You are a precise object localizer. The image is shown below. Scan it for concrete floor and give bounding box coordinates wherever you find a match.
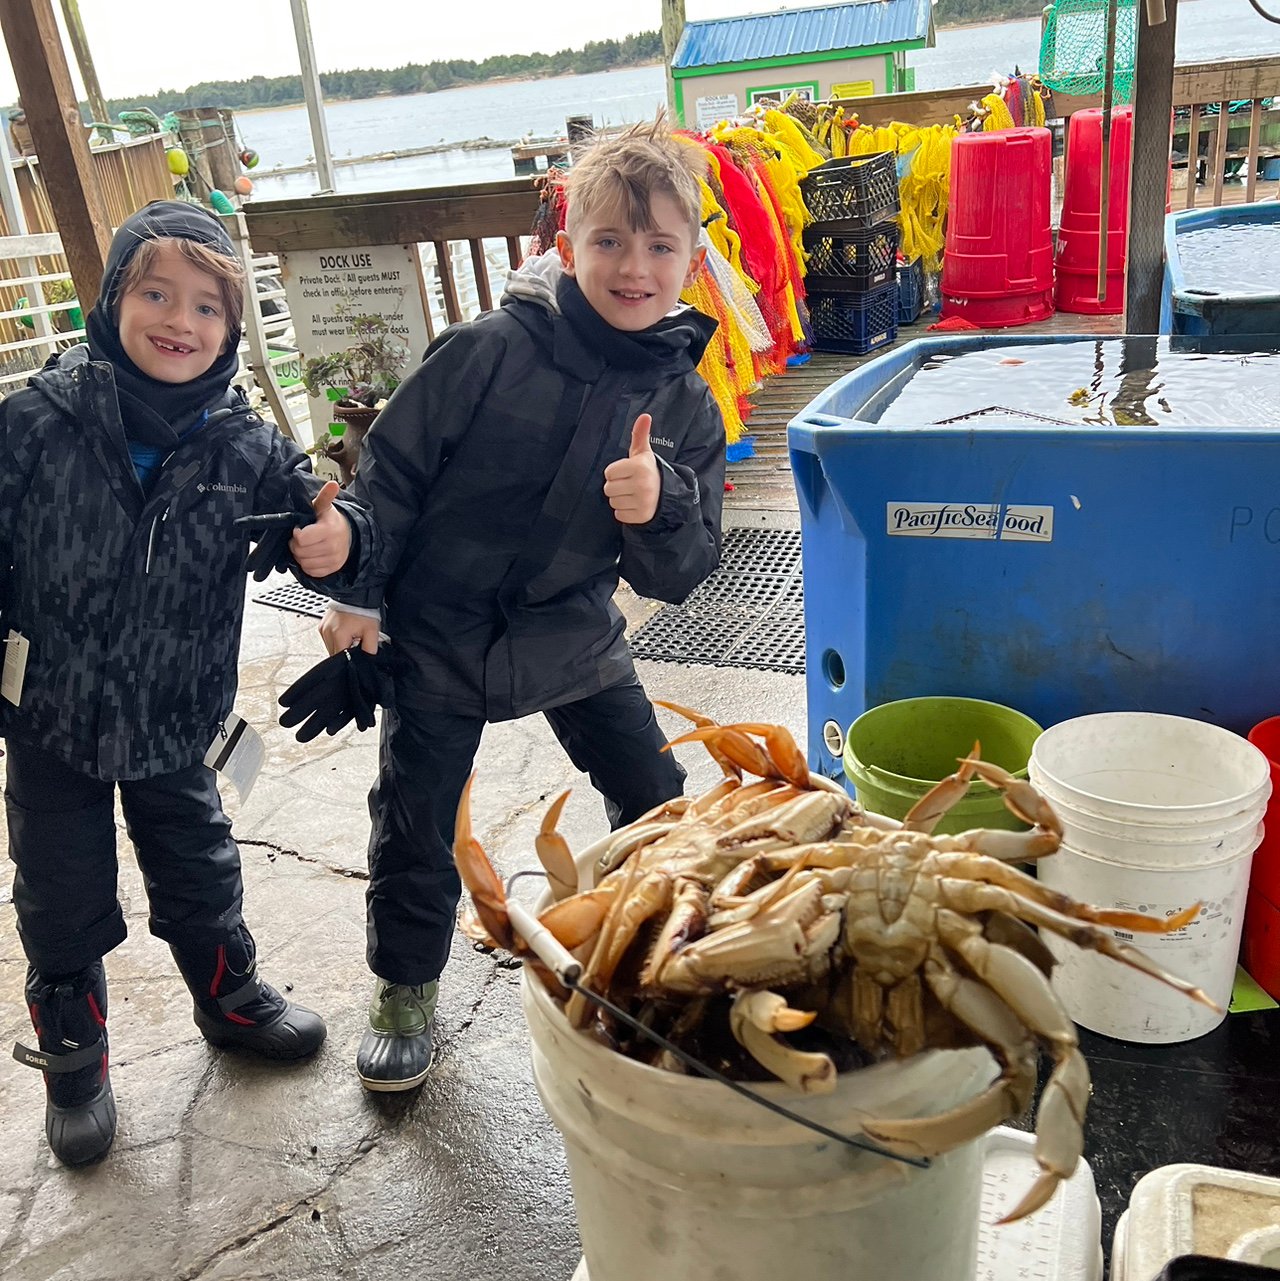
[0,576,806,1281]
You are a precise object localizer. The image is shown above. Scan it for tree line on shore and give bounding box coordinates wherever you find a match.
[91,0,1043,120]
[100,31,664,118]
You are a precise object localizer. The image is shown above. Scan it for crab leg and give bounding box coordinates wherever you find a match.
[862,947,1041,1156]
[901,749,979,833]
[666,725,779,780]
[960,757,1064,843]
[937,878,1218,1009]
[869,915,1092,1222]
[653,699,742,779]
[713,722,813,790]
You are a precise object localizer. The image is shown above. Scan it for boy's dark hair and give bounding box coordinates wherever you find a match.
[115,236,246,351]
[562,115,706,248]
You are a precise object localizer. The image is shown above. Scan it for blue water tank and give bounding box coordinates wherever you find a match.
[789,333,1280,780]
[1161,203,1280,340]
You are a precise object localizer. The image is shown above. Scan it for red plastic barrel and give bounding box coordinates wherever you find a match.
[1055,107,1134,316]
[941,127,1054,328]
[1247,716,1280,903]
[1245,716,1280,999]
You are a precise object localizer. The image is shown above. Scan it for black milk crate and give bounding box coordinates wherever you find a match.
[809,281,899,355]
[897,256,926,324]
[801,152,900,228]
[804,220,900,291]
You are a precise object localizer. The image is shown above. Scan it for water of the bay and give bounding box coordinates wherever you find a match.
[873,339,1280,428]
[239,0,1277,200]
[1177,223,1280,295]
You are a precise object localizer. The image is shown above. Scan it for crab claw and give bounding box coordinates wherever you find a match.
[453,772,515,951]
[721,722,813,790]
[666,725,778,781]
[535,789,578,901]
[654,700,742,779]
[961,757,1063,840]
[730,990,835,1094]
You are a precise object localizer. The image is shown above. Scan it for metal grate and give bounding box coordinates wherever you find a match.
[253,532,810,674]
[253,583,331,619]
[631,528,806,674]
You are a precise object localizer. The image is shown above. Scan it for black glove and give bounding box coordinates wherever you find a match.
[278,647,395,742]
[237,471,319,582]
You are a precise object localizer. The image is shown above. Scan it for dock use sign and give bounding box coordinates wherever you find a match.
[887,501,1055,542]
[280,243,432,444]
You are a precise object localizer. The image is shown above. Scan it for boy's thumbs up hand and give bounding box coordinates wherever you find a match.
[290,479,351,578]
[603,413,661,525]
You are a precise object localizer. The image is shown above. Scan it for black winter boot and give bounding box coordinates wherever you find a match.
[171,926,326,1061]
[13,963,116,1166]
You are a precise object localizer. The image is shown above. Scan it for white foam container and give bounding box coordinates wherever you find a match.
[1110,1163,1280,1281]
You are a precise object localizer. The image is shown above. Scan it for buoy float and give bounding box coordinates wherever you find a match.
[234,175,253,196]
[239,148,259,169]
[209,189,235,214]
[166,147,189,176]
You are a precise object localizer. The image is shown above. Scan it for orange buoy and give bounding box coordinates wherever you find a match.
[234,175,253,196]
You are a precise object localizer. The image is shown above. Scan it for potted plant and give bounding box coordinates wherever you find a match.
[301,312,410,484]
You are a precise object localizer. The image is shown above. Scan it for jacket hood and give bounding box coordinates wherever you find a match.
[502,250,565,312]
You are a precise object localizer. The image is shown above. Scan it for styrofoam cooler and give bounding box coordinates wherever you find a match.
[1029,713,1270,1043]
[1111,1164,1280,1279]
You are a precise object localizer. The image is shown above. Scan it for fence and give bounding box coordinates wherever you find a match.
[834,54,1280,207]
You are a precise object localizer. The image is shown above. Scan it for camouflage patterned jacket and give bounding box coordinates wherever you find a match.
[0,345,379,780]
[331,269,725,722]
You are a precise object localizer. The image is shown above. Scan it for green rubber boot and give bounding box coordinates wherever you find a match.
[355,978,437,1092]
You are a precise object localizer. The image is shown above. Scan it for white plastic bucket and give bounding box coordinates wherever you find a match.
[1029,712,1271,1043]
[523,973,996,1281]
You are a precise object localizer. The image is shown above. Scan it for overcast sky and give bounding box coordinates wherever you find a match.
[0,1,804,103]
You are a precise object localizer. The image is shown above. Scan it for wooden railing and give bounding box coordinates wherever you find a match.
[834,54,1280,207]
[242,179,541,334]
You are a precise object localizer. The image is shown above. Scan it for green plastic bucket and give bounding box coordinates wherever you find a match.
[842,696,1044,833]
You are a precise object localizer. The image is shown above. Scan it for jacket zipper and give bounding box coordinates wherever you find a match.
[144,448,180,576]
[145,505,171,574]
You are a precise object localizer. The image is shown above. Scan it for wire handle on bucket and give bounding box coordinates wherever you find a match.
[504,873,930,1169]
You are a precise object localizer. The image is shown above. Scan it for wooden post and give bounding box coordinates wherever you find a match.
[1124,0,1179,334]
[289,0,336,194]
[662,0,686,124]
[175,106,240,197]
[58,0,112,144]
[0,0,111,311]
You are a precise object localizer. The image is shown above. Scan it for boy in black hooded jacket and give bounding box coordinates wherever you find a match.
[319,120,726,1092]
[0,202,378,1164]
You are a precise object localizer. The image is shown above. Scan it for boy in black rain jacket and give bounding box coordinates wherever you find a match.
[320,120,726,1091]
[0,202,378,1164]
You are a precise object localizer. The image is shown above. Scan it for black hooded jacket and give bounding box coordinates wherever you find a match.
[0,204,379,780]
[332,257,726,721]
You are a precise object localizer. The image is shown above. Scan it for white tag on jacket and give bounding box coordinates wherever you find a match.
[2,630,29,706]
[203,712,265,803]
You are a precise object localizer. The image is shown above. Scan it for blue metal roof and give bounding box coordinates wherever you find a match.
[672,1,934,70]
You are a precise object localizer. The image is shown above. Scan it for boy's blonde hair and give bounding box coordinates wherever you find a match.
[116,236,246,350]
[562,116,705,248]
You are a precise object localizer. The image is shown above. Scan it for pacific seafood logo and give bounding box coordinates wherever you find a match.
[886,501,1054,542]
